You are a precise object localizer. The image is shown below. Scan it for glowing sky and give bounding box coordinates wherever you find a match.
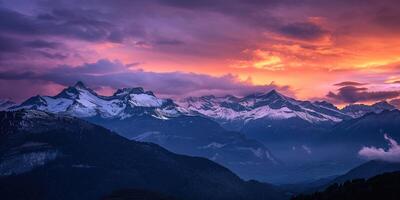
[1,0,400,106]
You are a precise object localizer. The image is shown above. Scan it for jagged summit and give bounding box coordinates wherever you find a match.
[6,81,398,125]
[113,87,156,97]
[372,101,395,109]
[0,109,286,200]
[9,82,182,119]
[264,89,280,96]
[242,89,288,102]
[0,99,16,111]
[74,81,86,88]
[341,101,396,118]
[114,87,145,95]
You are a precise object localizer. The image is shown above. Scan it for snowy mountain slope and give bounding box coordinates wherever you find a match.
[0,110,287,200]
[179,90,398,130]
[9,82,395,126]
[179,90,350,129]
[8,82,283,182]
[0,99,15,111]
[341,101,396,118]
[9,81,183,119]
[88,114,282,182]
[5,82,398,184]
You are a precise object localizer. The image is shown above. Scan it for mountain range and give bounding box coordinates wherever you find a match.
[0,99,15,111]
[292,160,400,200]
[2,81,399,183]
[5,82,281,182]
[5,81,395,124]
[293,171,400,200]
[0,109,287,200]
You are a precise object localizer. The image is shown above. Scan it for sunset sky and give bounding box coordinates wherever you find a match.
[1,0,400,106]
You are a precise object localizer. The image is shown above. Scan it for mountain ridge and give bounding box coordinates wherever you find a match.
[0,109,288,200]
[7,81,397,125]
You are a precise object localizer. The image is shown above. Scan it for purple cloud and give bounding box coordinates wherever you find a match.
[359,134,400,162]
[0,59,292,101]
[327,86,400,103]
[334,81,368,87]
[278,22,329,40]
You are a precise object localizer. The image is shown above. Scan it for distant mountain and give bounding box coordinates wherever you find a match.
[10,81,183,119]
[341,101,396,118]
[0,110,287,200]
[292,171,400,200]
[331,110,400,145]
[290,160,400,195]
[89,114,281,182]
[103,189,178,200]
[179,91,356,158]
[7,82,282,182]
[6,82,399,184]
[179,92,398,142]
[0,99,15,111]
[329,160,400,185]
[179,90,350,130]
[282,160,400,195]
[8,82,397,128]
[180,92,397,133]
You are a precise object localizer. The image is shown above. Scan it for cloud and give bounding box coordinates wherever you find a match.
[0,7,126,43]
[0,59,292,100]
[278,22,329,40]
[1,0,400,102]
[359,134,400,162]
[0,34,21,53]
[334,81,367,87]
[373,7,400,32]
[0,34,65,61]
[0,34,59,51]
[23,40,60,49]
[327,86,400,103]
[38,51,68,60]
[154,39,184,46]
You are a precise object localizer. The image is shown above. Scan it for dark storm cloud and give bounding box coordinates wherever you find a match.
[0,35,60,52]
[0,35,22,53]
[373,7,400,31]
[157,0,299,12]
[0,59,291,98]
[278,22,329,40]
[334,81,368,87]
[38,51,68,60]
[0,71,36,80]
[0,8,38,34]
[0,34,65,61]
[1,0,394,62]
[1,0,399,48]
[0,7,126,43]
[24,40,60,49]
[1,0,400,102]
[327,86,400,103]
[154,39,184,46]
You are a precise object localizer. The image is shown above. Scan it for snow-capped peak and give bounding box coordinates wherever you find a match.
[0,99,16,111]
[10,82,183,119]
[113,87,156,97]
[179,90,349,125]
[341,101,396,118]
[74,81,86,88]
